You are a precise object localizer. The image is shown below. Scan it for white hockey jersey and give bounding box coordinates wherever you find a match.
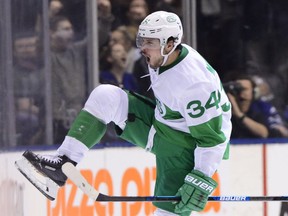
[149,44,232,176]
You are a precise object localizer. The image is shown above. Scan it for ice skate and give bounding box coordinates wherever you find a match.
[15,150,76,201]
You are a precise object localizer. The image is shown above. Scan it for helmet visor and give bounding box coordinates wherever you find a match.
[136,36,161,50]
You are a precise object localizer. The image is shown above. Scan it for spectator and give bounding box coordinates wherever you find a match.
[50,10,114,144]
[126,0,149,28]
[251,74,274,102]
[49,16,87,144]
[225,75,288,138]
[97,0,115,48]
[110,0,149,29]
[108,26,141,73]
[60,0,87,39]
[13,32,44,145]
[106,0,151,98]
[51,0,113,43]
[100,43,139,92]
[36,0,64,33]
[102,0,148,72]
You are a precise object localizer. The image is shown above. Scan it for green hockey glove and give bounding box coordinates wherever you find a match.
[174,170,217,214]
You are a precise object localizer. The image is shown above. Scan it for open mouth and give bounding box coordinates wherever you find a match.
[141,51,151,65]
[121,57,126,63]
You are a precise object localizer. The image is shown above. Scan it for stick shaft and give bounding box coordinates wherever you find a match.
[208,196,288,202]
[96,194,288,202]
[96,193,181,202]
[62,163,288,202]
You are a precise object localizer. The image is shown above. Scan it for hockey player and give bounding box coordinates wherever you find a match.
[15,11,232,215]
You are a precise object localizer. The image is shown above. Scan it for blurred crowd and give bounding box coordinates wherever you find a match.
[9,0,288,146]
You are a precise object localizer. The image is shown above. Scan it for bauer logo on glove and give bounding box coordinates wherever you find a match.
[184,175,215,193]
[174,170,218,213]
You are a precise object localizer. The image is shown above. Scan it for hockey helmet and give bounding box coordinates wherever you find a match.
[136,11,183,49]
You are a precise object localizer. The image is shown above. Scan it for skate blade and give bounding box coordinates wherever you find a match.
[15,157,59,201]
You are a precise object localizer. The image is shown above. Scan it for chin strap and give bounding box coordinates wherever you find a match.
[160,45,177,66]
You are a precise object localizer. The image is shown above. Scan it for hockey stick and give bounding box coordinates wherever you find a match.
[62,162,288,202]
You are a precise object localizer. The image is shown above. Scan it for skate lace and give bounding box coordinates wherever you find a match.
[40,155,62,164]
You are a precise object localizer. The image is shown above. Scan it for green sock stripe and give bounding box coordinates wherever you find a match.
[67,110,107,148]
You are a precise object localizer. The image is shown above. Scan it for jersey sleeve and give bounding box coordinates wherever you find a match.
[178,80,232,176]
[179,80,231,147]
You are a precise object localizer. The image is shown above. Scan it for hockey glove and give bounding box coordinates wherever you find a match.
[174,170,217,213]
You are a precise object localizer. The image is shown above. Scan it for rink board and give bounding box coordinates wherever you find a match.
[0,142,288,216]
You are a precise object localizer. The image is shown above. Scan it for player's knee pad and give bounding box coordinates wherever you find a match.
[84,84,128,127]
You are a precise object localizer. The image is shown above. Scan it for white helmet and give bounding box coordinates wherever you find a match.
[137,11,183,47]
[136,11,183,65]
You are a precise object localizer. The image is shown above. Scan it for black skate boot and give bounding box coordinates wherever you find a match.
[15,150,77,200]
[23,151,77,186]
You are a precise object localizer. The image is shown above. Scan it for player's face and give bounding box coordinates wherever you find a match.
[137,37,163,69]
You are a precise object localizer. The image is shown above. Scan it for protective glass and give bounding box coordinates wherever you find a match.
[136,36,161,50]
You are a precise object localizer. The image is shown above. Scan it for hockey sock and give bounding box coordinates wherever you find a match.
[67,110,107,148]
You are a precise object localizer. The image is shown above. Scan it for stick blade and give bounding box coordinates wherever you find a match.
[62,162,99,200]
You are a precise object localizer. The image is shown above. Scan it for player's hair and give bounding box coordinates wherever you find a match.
[167,36,182,50]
